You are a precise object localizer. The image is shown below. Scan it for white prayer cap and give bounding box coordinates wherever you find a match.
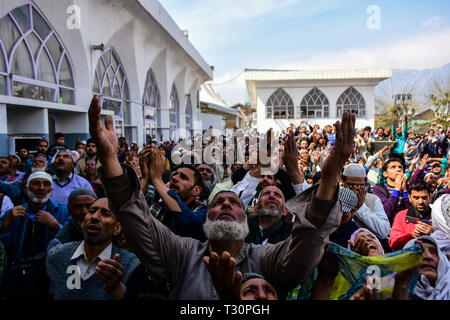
[51,149,74,164]
[342,163,366,178]
[27,171,53,187]
[71,150,80,163]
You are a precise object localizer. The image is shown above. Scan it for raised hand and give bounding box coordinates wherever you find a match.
[348,238,370,256]
[96,253,126,300]
[148,146,166,183]
[318,111,356,200]
[88,95,123,177]
[394,175,405,191]
[418,154,429,170]
[203,251,243,300]
[410,154,420,169]
[138,146,152,191]
[284,131,304,184]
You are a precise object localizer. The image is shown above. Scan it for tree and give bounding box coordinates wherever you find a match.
[427,72,450,129]
[375,82,420,130]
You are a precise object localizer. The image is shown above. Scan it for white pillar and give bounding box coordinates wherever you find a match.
[0,104,7,155]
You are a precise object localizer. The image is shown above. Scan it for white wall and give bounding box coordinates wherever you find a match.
[255,79,378,133]
[0,0,211,149]
[201,114,225,133]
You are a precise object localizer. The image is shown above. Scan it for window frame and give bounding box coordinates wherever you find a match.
[0,3,75,104]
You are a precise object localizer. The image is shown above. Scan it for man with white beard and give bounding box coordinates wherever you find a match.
[0,171,70,299]
[245,186,293,245]
[88,95,356,300]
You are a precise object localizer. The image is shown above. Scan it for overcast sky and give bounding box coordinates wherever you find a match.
[159,0,450,105]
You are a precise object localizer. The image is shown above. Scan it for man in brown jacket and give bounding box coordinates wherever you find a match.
[88,95,356,300]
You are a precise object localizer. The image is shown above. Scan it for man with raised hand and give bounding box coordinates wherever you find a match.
[88,95,355,300]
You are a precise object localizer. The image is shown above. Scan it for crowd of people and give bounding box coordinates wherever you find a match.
[0,96,449,301]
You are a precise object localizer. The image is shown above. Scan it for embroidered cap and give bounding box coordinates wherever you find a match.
[338,188,358,213]
[343,163,367,178]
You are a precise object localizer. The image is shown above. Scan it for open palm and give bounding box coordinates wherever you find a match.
[88,95,119,161]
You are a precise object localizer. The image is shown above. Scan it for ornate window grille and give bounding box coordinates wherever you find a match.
[266,88,294,119]
[336,87,366,117]
[185,96,193,138]
[300,87,329,118]
[143,69,160,143]
[0,3,75,103]
[93,47,130,139]
[169,84,179,139]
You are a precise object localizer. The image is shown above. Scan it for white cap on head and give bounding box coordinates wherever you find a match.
[9,153,21,163]
[51,149,74,164]
[342,163,366,178]
[71,150,80,162]
[26,171,53,187]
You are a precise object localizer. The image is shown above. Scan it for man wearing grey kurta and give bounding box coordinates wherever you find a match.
[88,95,356,300]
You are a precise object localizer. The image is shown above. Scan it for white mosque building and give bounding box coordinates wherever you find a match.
[245,69,392,133]
[0,0,213,154]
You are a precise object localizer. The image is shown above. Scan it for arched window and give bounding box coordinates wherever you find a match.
[169,84,179,139]
[143,69,160,143]
[93,48,130,139]
[0,3,75,103]
[336,86,365,117]
[266,88,294,119]
[186,95,193,138]
[300,88,329,118]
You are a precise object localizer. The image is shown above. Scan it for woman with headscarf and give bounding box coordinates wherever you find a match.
[430,194,450,258]
[403,236,450,300]
[347,227,385,256]
[301,227,421,300]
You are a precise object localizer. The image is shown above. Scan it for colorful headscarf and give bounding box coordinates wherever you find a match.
[326,242,422,300]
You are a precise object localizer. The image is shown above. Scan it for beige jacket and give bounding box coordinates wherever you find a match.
[101,164,342,300]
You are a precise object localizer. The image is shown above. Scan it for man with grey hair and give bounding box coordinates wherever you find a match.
[341,163,390,241]
[0,171,70,299]
[51,149,93,205]
[88,94,357,299]
[245,186,293,245]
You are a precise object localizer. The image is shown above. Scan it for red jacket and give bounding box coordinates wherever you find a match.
[389,208,432,250]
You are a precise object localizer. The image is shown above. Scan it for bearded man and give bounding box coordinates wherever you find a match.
[196,163,217,198]
[0,171,70,299]
[88,95,356,299]
[245,186,293,245]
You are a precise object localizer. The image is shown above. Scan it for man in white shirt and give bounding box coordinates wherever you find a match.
[341,163,391,240]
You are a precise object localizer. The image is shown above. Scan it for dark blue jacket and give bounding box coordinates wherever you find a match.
[163,190,207,241]
[0,199,70,265]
